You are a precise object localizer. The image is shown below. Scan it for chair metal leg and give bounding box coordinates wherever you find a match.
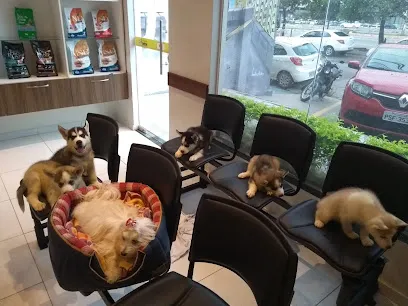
[98,290,115,305]
[336,257,385,306]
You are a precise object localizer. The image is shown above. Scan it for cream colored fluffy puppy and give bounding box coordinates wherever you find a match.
[314,188,407,249]
[72,185,156,283]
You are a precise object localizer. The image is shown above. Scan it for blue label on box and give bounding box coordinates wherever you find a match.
[68,29,87,39]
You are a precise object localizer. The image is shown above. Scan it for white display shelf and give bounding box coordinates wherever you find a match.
[0,0,126,84]
[67,70,125,78]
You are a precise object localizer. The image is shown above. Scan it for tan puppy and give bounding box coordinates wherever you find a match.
[314,188,407,249]
[238,155,287,198]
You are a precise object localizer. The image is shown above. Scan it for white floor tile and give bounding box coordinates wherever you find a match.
[170,253,223,282]
[0,178,9,203]
[118,129,159,164]
[10,199,34,234]
[0,283,52,306]
[119,161,127,182]
[24,232,54,282]
[0,142,52,174]
[199,268,257,306]
[0,235,42,300]
[0,200,23,242]
[1,169,26,200]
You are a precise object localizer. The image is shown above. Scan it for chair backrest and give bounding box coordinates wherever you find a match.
[201,94,246,152]
[126,144,182,242]
[86,113,119,161]
[189,194,298,306]
[250,114,316,188]
[323,142,408,221]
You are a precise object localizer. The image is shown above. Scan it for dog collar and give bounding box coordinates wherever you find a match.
[126,218,137,227]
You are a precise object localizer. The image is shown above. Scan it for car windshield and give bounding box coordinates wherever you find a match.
[293,43,317,56]
[365,47,408,74]
[334,32,348,37]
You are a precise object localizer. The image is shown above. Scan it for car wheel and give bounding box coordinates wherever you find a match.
[324,46,335,57]
[277,71,294,89]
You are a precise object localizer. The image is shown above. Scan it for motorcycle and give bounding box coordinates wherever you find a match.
[300,56,342,102]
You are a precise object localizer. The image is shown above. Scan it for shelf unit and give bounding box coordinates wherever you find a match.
[0,0,128,116]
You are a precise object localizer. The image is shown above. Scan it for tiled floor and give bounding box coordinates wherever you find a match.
[0,126,396,305]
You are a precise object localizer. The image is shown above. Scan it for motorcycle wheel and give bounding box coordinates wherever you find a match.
[300,82,316,102]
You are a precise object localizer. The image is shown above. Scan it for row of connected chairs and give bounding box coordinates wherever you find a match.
[161,94,408,305]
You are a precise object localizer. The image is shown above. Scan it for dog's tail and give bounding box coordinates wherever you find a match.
[17,181,27,212]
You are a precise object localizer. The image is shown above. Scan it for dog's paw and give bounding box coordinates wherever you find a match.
[238,172,248,179]
[31,201,46,211]
[361,237,374,247]
[105,269,122,284]
[267,191,274,196]
[314,220,325,228]
[175,151,183,158]
[346,232,360,240]
[189,154,200,162]
[246,189,256,198]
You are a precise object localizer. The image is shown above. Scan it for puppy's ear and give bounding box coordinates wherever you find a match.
[263,180,269,186]
[176,129,183,136]
[371,219,389,231]
[393,216,408,230]
[192,133,199,142]
[84,120,90,135]
[58,125,68,140]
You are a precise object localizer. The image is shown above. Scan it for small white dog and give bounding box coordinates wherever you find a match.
[72,185,156,283]
[314,188,407,249]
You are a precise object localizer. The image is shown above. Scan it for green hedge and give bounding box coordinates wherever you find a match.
[229,94,408,184]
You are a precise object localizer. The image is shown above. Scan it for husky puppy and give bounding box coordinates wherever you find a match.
[238,155,287,198]
[174,126,213,162]
[314,188,407,249]
[17,121,98,212]
[48,165,86,194]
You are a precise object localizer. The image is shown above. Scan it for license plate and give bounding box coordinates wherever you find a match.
[382,111,408,125]
[309,71,315,77]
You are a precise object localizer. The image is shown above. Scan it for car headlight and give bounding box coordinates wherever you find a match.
[350,79,373,99]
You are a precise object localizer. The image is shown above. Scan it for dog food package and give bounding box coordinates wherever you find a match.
[31,41,58,77]
[97,40,120,72]
[65,8,87,38]
[67,40,94,75]
[92,10,112,38]
[1,41,30,79]
[15,8,37,40]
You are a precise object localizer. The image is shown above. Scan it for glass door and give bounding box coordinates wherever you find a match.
[134,0,169,140]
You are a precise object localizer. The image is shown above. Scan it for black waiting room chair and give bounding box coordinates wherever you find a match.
[22,113,121,250]
[161,94,245,193]
[112,194,298,306]
[278,142,408,306]
[209,113,316,212]
[95,144,183,304]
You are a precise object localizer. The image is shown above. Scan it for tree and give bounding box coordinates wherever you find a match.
[307,0,340,28]
[279,0,303,35]
[340,0,408,43]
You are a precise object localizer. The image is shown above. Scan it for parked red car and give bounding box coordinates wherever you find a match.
[340,44,408,138]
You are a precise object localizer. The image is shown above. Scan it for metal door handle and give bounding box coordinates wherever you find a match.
[91,78,110,83]
[26,84,50,89]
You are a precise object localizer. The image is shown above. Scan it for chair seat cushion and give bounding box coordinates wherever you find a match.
[278,199,383,276]
[209,161,294,209]
[161,137,229,168]
[113,272,228,306]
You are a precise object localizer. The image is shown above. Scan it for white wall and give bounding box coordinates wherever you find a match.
[168,0,215,138]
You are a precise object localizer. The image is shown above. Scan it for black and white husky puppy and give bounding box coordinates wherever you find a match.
[174,126,213,162]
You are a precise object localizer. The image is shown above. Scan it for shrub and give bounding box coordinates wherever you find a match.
[228,94,408,186]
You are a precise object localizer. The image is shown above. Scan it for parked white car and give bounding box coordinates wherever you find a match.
[298,30,355,56]
[269,37,320,89]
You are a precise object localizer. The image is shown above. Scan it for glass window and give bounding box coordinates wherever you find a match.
[293,43,317,56]
[334,31,349,37]
[365,47,408,74]
[323,32,331,37]
[274,44,287,55]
